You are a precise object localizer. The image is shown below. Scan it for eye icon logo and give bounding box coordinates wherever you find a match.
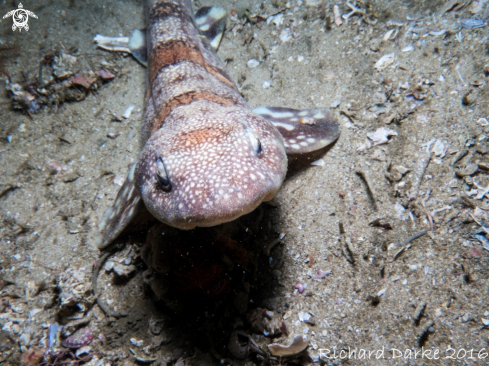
[3,3,38,32]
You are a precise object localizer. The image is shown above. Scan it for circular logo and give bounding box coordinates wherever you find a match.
[12,8,29,30]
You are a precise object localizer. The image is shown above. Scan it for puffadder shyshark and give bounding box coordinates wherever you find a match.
[94,0,339,249]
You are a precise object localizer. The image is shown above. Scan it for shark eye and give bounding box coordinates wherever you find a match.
[156,157,171,192]
[246,128,263,156]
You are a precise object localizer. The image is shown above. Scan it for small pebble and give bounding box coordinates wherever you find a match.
[107,131,121,139]
[247,59,259,68]
[130,338,143,347]
[330,99,341,108]
[113,175,124,186]
[295,283,304,293]
[122,105,135,119]
[75,346,91,358]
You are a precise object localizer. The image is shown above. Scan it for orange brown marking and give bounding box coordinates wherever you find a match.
[151,91,237,134]
[148,1,187,22]
[149,40,237,90]
[175,126,233,150]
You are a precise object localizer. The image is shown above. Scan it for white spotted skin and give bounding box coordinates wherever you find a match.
[135,100,287,229]
[95,0,339,248]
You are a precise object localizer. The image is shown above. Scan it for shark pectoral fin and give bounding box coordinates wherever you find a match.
[194,6,227,50]
[93,29,147,67]
[128,29,147,66]
[95,164,142,249]
[253,106,340,154]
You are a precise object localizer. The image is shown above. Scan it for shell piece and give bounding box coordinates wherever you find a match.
[461,18,486,28]
[333,5,343,26]
[61,327,94,349]
[374,53,395,71]
[247,59,260,68]
[70,73,97,89]
[268,335,309,357]
[298,311,311,322]
[75,346,91,358]
[367,127,398,145]
[96,69,115,80]
[455,163,478,177]
[280,28,292,42]
[432,139,446,157]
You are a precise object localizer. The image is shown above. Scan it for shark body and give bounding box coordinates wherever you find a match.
[95,0,340,249]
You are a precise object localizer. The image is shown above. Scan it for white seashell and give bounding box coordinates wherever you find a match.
[305,0,322,6]
[112,263,136,277]
[75,346,91,358]
[374,53,395,71]
[432,139,446,158]
[367,127,398,145]
[402,45,414,52]
[29,308,42,318]
[429,29,447,37]
[122,105,134,119]
[356,139,371,152]
[113,175,124,186]
[310,158,326,166]
[383,29,395,41]
[130,338,143,347]
[280,28,292,42]
[298,311,311,322]
[395,202,408,220]
[330,99,341,108]
[262,80,271,89]
[377,288,387,297]
[104,261,114,271]
[477,118,489,126]
[333,5,343,26]
[267,13,283,26]
[297,55,304,62]
[247,59,260,68]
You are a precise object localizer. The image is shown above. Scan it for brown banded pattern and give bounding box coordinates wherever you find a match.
[95,0,339,249]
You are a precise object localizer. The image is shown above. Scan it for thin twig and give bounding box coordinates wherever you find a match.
[400,230,428,246]
[356,171,378,211]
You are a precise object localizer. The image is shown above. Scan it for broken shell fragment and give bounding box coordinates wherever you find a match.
[70,72,97,89]
[61,327,93,349]
[107,131,121,139]
[95,69,115,80]
[374,53,395,71]
[333,5,343,26]
[247,59,260,68]
[432,139,446,158]
[367,127,398,145]
[316,268,332,279]
[455,163,478,177]
[268,335,309,357]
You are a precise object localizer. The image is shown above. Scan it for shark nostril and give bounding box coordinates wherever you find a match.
[156,157,171,192]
